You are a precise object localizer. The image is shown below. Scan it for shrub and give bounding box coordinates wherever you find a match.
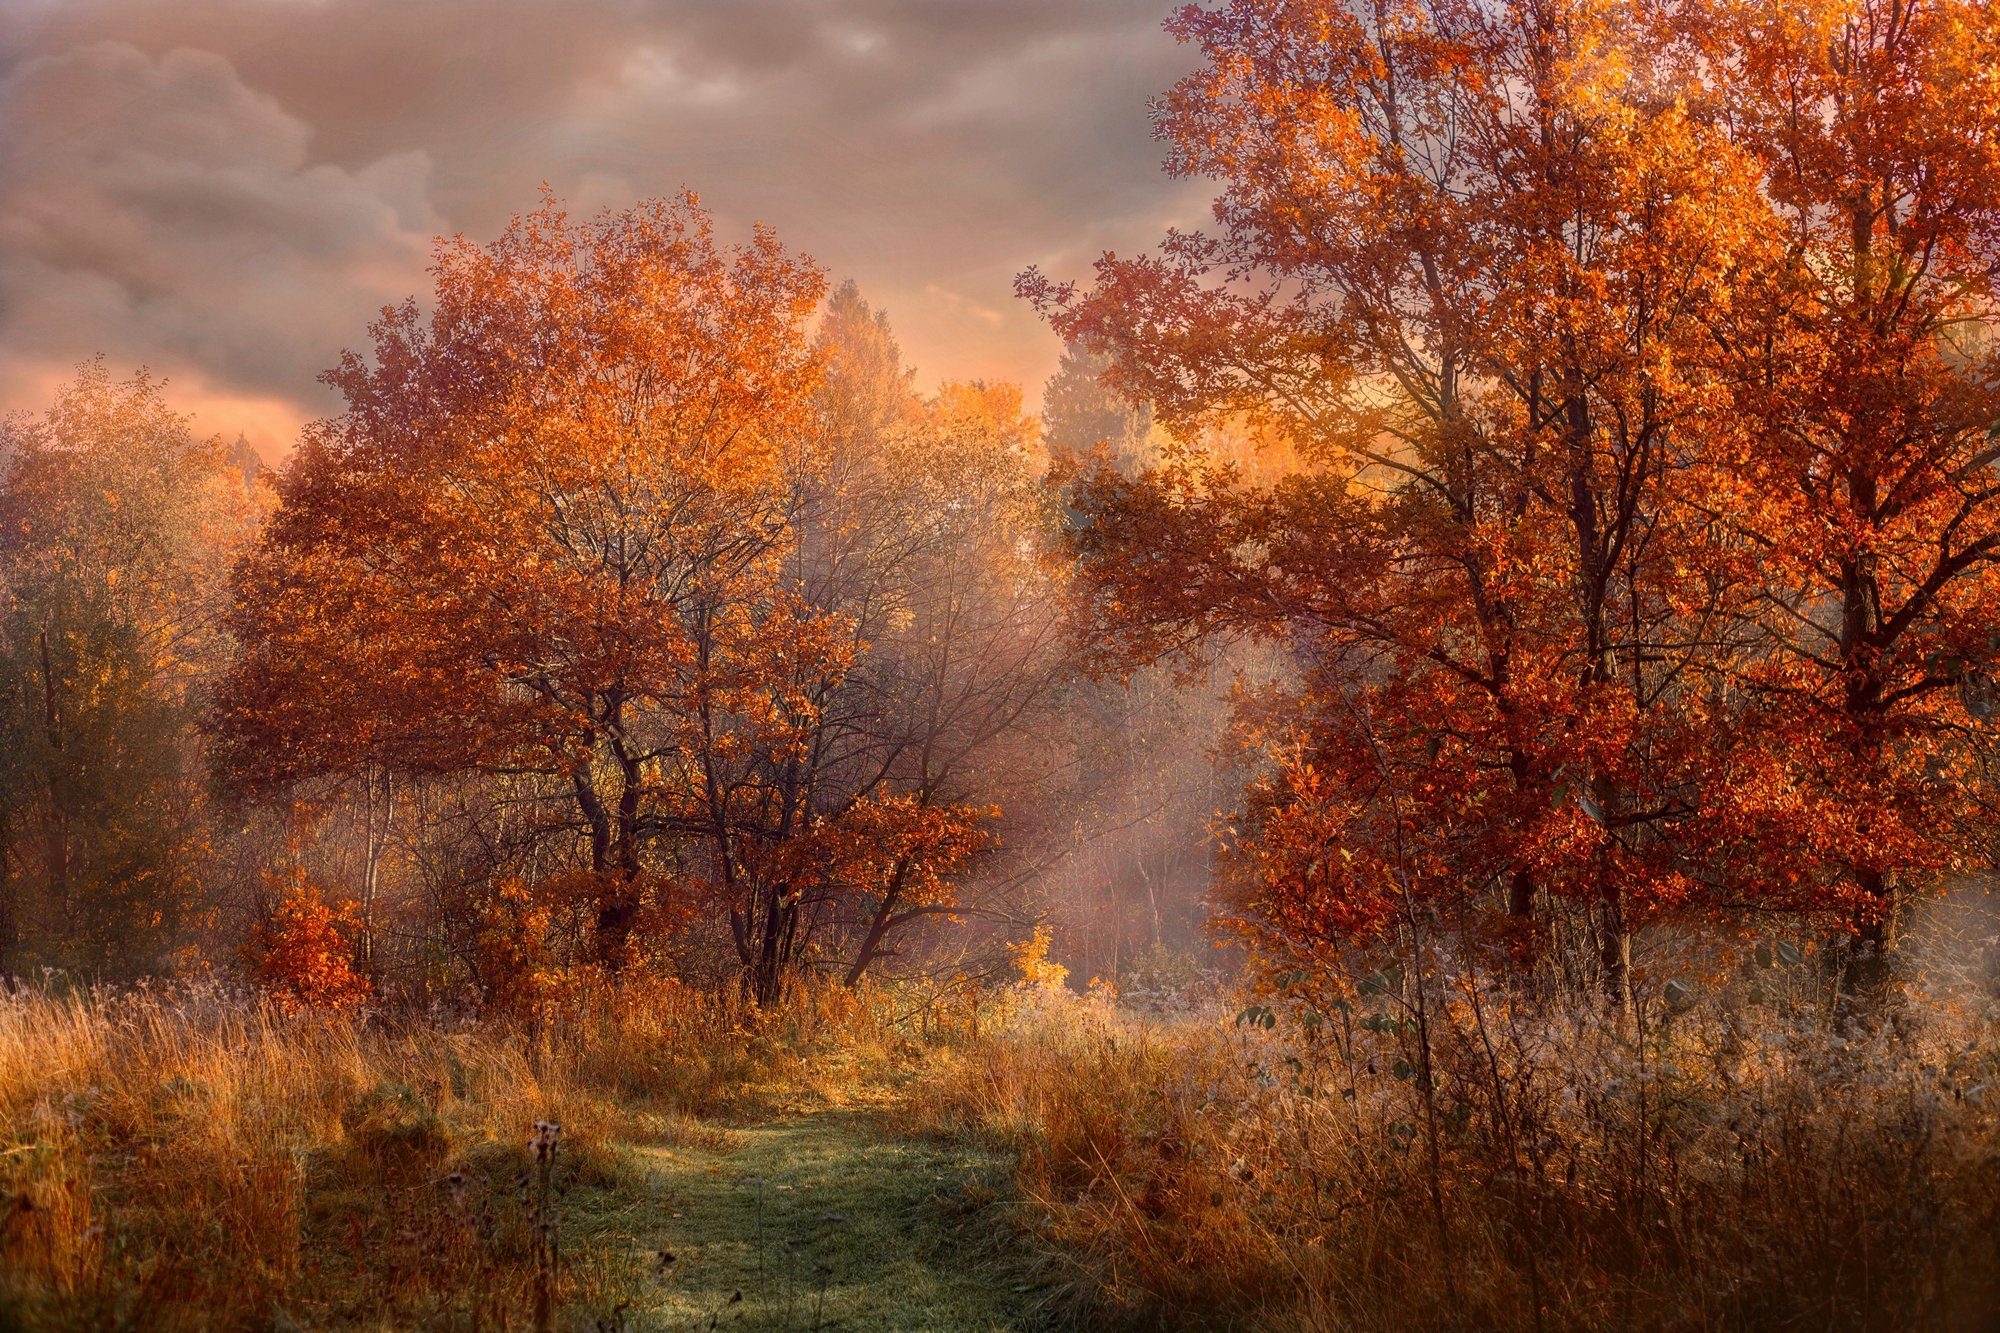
[245,874,371,1014]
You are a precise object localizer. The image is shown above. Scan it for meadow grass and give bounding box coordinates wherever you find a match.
[6,955,1999,1331]
[902,964,2000,1331]
[0,978,949,1330]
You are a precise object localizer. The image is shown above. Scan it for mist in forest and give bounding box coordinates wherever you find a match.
[6,1,2000,1329]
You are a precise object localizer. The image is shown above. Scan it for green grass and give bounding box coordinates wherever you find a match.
[582,1086,1048,1331]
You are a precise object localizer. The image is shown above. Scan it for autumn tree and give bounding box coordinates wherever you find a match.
[222,206,1069,999]
[0,362,259,978]
[245,868,373,1013]
[1044,343,1161,470]
[1030,0,1778,1004]
[218,193,829,970]
[1696,0,2000,991]
[673,288,1071,999]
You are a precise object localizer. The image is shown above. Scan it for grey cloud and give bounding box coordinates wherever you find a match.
[0,0,1212,441]
[0,40,440,418]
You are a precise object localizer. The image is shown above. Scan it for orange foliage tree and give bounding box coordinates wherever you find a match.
[1693,0,2000,985]
[218,193,830,970]
[1033,0,2000,1001]
[682,288,1064,1000]
[221,205,1057,997]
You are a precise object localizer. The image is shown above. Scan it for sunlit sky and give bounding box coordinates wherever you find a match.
[0,0,1210,458]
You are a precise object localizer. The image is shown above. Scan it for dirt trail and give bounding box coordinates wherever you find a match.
[606,1091,1041,1331]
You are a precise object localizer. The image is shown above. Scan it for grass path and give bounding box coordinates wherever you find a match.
[585,1081,1045,1331]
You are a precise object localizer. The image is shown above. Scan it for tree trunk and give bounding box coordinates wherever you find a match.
[1839,869,1897,1010]
[37,629,70,923]
[358,768,392,969]
[1501,735,1543,971]
[0,808,15,988]
[1835,512,1896,1006]
[573,767,641,970]
[1560,385,1633,1011]
[1590,766,1631,1013]
[1503,754,1539,961]
[1597,880,1630,1012]
[748,877,799,1004]
[1506,871,1536,920]
[594,888,641,970]
[594,821,644,971]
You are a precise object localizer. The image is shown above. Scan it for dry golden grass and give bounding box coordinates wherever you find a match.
[902,973,2000,1332]
[0,978,905,1330]
[9,959,2000,1331]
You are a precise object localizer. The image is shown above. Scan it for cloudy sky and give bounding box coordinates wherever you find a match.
[0,0,1209,456]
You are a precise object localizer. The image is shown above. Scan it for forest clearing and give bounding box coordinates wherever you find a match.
[6,0,2000,1327]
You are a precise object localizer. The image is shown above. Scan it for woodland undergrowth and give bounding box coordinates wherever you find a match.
[903,934,2000,1332]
